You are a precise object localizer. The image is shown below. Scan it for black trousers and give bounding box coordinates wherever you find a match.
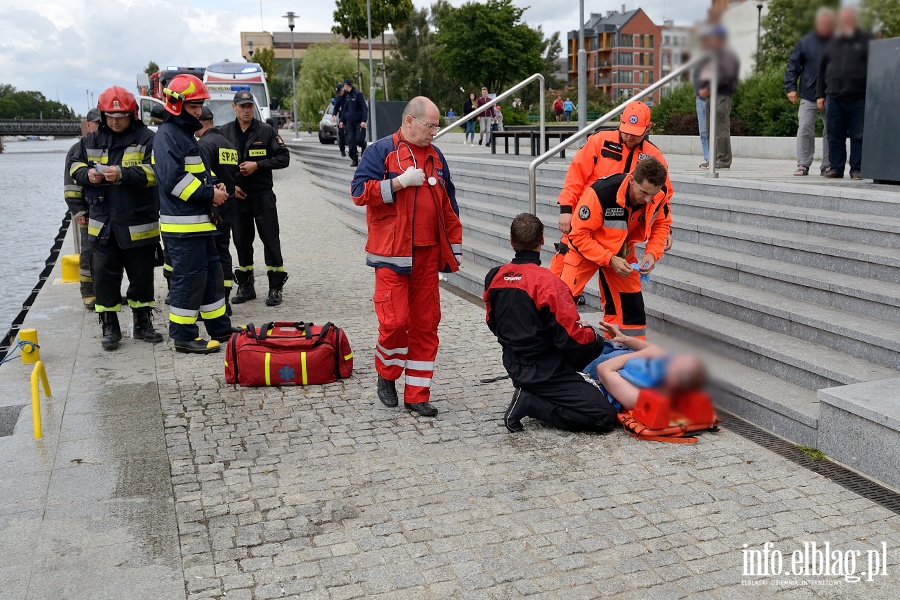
[91,233,156,313]
[345,121,367,159]
[338,125,346,153]
[164,234,231,342]
[78,223,94,298]
[519,371,618,433]
[215,222,234,289]
[231,192,283,271]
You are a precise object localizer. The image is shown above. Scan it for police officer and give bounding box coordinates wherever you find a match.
[64,108,101,310]
[485,213,617,434]
[154,74,233,354]
[68,86,162,351]
[335,78,368,167]
[219,91,291,306]
[196,105,239,315]
[333,83,347,158]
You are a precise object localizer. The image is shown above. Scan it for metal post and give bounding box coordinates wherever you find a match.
[539,77,545,158]
[756,2,763,74]
[708,51,719,179]
[285,12,299,140]
[366,0,376,142]
[577,0,587,133]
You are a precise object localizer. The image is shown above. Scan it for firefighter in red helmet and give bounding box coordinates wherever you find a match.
[67,85,162,351]
[153,74,235,353]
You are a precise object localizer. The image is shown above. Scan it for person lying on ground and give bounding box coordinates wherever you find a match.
[584,323,707,412]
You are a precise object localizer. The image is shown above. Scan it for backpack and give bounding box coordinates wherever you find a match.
[617,389,719,444]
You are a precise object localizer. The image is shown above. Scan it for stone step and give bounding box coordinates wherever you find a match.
[646,263,900,370]
[673,215,900,285]
[671,193,900,249]
[662,240,900,321]
[643,294,897,391]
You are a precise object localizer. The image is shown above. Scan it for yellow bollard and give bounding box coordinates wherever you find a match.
[60,255,81,283]
[19,329,40,365]
[30,361,51,439]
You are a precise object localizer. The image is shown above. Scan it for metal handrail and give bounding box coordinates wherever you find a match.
[527,52,714,214]
[432,73,545,146]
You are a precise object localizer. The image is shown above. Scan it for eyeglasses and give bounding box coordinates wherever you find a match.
[412,116,440,131]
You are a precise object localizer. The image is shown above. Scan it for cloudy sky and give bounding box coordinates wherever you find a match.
[0,0,708,114]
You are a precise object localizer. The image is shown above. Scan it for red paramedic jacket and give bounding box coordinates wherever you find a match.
[351,131,463,275]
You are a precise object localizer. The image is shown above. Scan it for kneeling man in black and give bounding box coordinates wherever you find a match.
[484,213,619,433]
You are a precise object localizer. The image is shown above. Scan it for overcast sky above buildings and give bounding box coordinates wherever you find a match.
[0,0,708,113]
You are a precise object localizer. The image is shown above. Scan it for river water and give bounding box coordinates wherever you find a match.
[0,138,78,338]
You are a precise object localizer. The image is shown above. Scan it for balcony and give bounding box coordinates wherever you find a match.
[596,77,611,85]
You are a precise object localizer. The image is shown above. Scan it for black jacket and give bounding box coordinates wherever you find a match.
[335,87,368,124]
[785,31,830,103]
[154,113,218,237]
[64,141,87,217]
[68,120,158,248]
[484,251,605,387]
[463,98,475,116]
[219,118,290,196]
[817,29,872,101]
[197,127,239,220]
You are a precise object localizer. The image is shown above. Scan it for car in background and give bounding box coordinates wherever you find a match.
[205,93,263,127]
[137,96,166,131]
[318,104,338,144]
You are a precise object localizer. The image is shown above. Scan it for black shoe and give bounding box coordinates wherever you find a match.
[714,163,730,169]
[850,172,862,180]
[478,140,483,146]
[340,149,346,157]
[377,376,399,407]
[211,327,242,344]
[405,402,438,417]
[350,158,359,167]
[99,312,122,351]
[265,271,289,307]
[132,306,163,344]
[824,170,843,179]
[175,338,220,354]
[232,270,256,304]
[504,389,528,433]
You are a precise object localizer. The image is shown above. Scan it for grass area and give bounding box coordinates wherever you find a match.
[795,445,826,461]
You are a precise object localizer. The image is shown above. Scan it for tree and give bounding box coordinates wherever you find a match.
[254,47,278,83]
[757,0,839,73]
[0,85,75,119]
[861,0,900,38]
[386,6,458,110]
[333,0,369,62]
[434,0,545,94]
[144,61,159,77]
[296,44,360,125]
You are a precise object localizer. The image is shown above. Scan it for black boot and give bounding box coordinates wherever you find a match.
[266,271,289,307]
[132,307,163,344]
[174,338,221,354]
[377,376,399,407]
[350,157,359,167]
[405,402,438,417]
[164,268,171,305]
[99,312,122,351]
[211,327,243,344]
[232,270,256,304]
[224,287,233,316]
[504,388,530,433]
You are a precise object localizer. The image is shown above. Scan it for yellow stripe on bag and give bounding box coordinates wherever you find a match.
[301,352,308,385]
[264,352,271,386]
[344,352,353,361]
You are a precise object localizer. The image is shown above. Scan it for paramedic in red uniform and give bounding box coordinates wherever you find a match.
[351,96,463,417]
[485,213,617,433]
[560,158,671,340]
[550,102,674,279]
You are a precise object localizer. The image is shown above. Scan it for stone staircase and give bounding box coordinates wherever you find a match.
[289,141,900,478]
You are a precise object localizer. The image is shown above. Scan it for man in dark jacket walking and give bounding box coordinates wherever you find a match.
[335,78,368,167]
[485,213,617,434]
[817,6,872,180]
[785,8,834,176]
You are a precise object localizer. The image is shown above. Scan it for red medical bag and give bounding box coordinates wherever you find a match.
[225,322,353,387]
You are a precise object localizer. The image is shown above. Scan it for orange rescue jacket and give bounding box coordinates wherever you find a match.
[567,173,671,267]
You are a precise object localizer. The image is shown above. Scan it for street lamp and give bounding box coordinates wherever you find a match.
[756,2,764,73]
[283,11,299,140]
[578,0,587,132]
[247,40,255,61]
[365,0,376,142]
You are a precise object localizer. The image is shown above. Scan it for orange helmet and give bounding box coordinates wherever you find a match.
[163,74,210,116]
[97,86,138,119]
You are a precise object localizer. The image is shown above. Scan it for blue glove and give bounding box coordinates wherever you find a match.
[630,263,651,283]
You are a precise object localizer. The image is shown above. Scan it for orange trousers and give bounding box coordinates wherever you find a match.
[559,248,646,339]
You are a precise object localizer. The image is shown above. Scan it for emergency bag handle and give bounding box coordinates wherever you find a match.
[247,322,334,343]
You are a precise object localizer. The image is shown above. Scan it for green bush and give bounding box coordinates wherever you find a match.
[651,83,697,135]
[732,67,800,137]
[502,106,528,126]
